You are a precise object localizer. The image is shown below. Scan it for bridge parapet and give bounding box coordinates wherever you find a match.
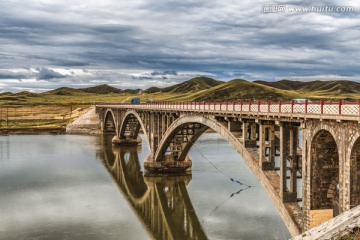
[98,100,360,121]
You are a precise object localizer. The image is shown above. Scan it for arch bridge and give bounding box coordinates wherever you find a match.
[96,100,360,236]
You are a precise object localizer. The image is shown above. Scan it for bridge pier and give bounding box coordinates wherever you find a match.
[112,135,142,145]
[279,122,299,203]
[242,120,257,147]
[259,121,276,170]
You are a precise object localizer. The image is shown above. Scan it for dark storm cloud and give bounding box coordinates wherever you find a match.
[0,70,28,79]
[150,70,178,76]
[36,68,67,80]
[0,0,359,92]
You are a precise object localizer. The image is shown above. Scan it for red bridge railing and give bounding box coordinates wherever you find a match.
[102,100,360,116]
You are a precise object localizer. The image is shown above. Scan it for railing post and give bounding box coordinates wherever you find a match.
[279,101,282,113]
[339,100,342,115]
[358,99,360,116]
[249,101,251,112]
[240,101,243,112]
[268,101,271,112]
[291,100,294,113]
[321,100,324,114]
[305,100,308,114]
[220,102,222,111]
[258,101,260,112]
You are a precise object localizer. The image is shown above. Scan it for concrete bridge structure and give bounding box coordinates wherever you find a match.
[96,100,360,236]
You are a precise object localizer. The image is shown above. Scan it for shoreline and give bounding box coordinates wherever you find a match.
[0,128,66,135]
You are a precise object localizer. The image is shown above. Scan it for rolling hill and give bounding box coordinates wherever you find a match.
[255,80,360,94]
[44,87,83,96]
[1,77,360,106]
[82,84,123,94]
[188,79,298,101]
[159,76,224,93]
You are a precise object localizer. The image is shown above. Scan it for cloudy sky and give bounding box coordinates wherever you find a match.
[0,0,359,92]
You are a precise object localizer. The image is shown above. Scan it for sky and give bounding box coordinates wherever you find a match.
[0,0,359,92]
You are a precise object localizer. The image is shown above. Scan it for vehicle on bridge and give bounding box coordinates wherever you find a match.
[131,98,140,104]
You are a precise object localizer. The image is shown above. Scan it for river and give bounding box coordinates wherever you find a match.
[0,134,291,240]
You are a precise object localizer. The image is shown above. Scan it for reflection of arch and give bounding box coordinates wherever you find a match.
[310,129,339,213]
[104,109,116,134]
[350,137,360,208]
[101,139,207,240]
[155,115,242,162]
[119,110,150,151]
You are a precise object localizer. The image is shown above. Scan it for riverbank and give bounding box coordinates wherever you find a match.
[66,107,101,135]
[0,128,65,135]
[0,106,99,135]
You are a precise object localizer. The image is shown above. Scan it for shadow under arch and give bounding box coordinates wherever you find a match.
[350,136,360,208]
[103,109,117,134]
[100,136,208,240]
[310,129,339,215]
[154,115,243,163]
[118,110,151,151]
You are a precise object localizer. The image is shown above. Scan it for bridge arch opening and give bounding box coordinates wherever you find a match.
[104,110,116,134]
[154,116,242,164]
[118,111,150,151]
[310,129,339,215]
[119,113,142,140]
[350,137,360,208]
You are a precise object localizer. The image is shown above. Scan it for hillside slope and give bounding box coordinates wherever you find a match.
[161,77,224,93]
[82,84,122,94]
[255,80,360,94]
[187,79,299,101]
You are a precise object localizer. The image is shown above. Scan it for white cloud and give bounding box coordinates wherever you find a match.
[0,0,358,91]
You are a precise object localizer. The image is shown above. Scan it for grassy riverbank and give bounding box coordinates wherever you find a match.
[0,105,91,131]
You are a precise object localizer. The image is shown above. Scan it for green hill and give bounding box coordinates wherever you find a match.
[189,79,298,101]
[44,87,83,96]
[145,86,161,93]
[161,76,224,93]
[255,80,360,94]
[82,84,122,94]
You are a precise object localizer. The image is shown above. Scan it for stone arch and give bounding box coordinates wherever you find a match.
[119,110,151,151]
[154,115,241,162]
[310,129,340,213]
[103,109,117,134]
[350,136,360,208]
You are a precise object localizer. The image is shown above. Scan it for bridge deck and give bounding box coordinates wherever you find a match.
[99,100,360,122]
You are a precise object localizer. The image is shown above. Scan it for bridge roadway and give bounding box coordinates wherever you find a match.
[96,100,360,237]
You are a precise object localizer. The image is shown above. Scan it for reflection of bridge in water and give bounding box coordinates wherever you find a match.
[100,136,207,240]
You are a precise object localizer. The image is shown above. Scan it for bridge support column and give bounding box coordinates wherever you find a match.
[228,120,242,132]
[259,122,276,170]
[279,122,298,203]
[243,120,257,148]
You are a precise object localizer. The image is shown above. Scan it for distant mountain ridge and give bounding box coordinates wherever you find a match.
[144,76,223,93]
[254,80,360,94]
[81,84,123,94]
[1,77,360,104]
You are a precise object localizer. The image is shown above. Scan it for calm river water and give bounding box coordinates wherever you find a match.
[0,134,290,240]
